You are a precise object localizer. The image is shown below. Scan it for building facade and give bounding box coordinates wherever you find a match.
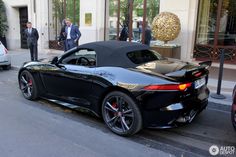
[3,0,236,65]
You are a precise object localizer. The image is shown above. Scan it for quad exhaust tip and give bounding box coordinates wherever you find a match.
[176,116,191,123]
[176,110,198,123]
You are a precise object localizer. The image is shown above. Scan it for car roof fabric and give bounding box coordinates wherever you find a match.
[78,41,149,68]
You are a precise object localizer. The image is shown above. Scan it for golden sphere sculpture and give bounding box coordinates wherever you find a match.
[152,12,181,44]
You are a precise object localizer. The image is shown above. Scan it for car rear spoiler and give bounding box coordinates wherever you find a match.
[165,61,212,80]
[198,60,212,69]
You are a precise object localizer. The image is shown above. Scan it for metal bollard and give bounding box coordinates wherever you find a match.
[211,49,226,99]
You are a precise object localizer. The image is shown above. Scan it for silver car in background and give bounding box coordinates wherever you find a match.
[0,41,11,70]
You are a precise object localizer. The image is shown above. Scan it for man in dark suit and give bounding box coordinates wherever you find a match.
[65,18,81,51]
[25,22,39,61]
[144,25,152,46]
[119,21,128,41]
[57,19,67,51]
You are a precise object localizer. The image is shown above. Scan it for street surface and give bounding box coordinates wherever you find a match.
[0,69,235,157]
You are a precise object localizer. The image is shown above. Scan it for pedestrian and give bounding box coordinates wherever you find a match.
[144,25,152,46]
[57,19,67,52]
[65,18,81,51]
[119,22,128,41]
[24,22,39,61]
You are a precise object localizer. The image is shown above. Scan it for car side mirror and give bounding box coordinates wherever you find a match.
[51,56,59,65]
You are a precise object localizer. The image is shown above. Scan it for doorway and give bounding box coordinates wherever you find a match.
[19,7,28,49]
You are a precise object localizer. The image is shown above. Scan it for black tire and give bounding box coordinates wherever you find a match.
[2,64,11,70]
[233,86,236,97]
[232,86,236,131]
[231,108,236,131]
[102,91,142,136]
[19,70,38,100]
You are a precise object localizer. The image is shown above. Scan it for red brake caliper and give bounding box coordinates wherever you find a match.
[28,79,32,86]
[112,102,118,116]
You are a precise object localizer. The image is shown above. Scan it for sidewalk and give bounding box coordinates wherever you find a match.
[9,49,63,69]
[208,66,235,105]
[8,49,235,106]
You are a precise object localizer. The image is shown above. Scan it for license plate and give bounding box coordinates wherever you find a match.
[194,78,206,89]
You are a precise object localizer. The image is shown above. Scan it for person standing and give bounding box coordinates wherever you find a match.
[24,22,39,61]
[65,18,81,51]
[57,19,67,51]
[144,25,152,46]
[119,22,128,41]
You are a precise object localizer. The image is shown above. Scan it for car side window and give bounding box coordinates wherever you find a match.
[127,49,163,64]
[61,49,97,67]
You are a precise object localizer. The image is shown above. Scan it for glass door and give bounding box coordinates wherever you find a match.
[48,0,80,50]
[106,0,159,44]
[216,0,236,62]
[194,0,219,59]
[194,0,236,64]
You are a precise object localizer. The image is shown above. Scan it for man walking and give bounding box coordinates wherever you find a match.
[25,22,39,61]
[65,18,81,51]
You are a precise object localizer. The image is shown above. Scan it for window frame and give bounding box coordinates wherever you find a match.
[60,48,97,67]
[126,49,163,65]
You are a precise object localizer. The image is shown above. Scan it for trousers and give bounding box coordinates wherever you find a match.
[29,43,38,61]
[65,39,77,51]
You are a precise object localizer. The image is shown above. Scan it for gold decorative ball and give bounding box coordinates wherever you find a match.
[152,12,181,43]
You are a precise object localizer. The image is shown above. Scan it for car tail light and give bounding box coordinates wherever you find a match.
[143,83,192,91]
[4,48,8,54]
[194,72,202,77]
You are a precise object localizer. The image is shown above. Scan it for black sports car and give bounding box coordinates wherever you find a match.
[18,41,211,136]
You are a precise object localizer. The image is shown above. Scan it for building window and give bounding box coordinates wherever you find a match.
[194,0,236,64]
[49,0,80,50]
[106,0,159,43]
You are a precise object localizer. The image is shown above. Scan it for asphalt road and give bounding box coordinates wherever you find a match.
[0,69,235,157]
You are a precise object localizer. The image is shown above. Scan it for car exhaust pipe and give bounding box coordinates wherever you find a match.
[176,110,198,123]
[176,116,191,123]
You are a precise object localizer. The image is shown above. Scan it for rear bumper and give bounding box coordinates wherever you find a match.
[140,86,210,128]
[142,99,208,128]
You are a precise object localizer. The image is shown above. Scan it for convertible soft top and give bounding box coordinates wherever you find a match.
[78,41,150,67]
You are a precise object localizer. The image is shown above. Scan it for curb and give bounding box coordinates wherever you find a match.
[208,98,232,106]
[207,101,232,112]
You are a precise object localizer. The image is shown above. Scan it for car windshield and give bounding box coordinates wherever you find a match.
[127,49,163,64]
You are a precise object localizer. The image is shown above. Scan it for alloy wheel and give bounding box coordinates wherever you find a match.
[20,73,33,98]
[103,95,135,134]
